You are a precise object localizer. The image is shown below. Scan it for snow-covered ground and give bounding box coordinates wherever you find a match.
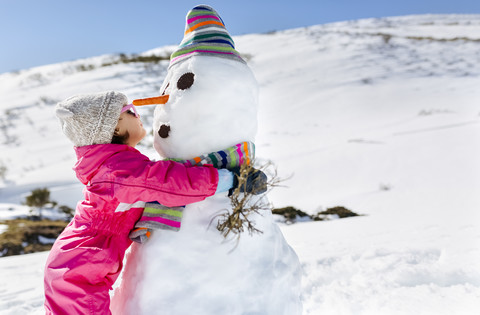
[1,14,480,314]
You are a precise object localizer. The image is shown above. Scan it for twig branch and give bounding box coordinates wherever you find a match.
[215,160,285,242]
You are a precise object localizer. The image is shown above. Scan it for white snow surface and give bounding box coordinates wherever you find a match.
[0,14,480,314]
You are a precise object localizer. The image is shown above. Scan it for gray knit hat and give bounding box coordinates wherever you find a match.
[55,91,127,147]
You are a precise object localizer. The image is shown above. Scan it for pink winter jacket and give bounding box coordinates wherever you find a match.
[44,144,218,315]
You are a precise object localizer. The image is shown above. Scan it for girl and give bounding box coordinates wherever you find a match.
[44,91,241,314]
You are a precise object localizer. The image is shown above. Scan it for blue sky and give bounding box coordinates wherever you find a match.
[0,0,479,74]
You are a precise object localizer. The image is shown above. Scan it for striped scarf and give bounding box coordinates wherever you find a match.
[129,142,255,243]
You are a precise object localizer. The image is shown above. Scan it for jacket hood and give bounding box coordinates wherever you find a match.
[73,144,138,184]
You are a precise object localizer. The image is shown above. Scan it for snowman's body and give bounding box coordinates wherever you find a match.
[114,194,302,315]
[112,5,302,314]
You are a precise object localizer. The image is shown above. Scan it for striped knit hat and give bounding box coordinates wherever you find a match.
[169,5,245,68]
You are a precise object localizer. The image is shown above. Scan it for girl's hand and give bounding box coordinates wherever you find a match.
[229,167,267,196]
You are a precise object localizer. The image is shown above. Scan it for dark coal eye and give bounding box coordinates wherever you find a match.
[177,72,195,90]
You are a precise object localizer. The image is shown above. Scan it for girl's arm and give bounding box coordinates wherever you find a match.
[104,157,219,207]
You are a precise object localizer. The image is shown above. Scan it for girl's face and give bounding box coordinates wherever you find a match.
[115,106,146,147]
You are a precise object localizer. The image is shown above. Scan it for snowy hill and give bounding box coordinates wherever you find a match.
[1,14,480,314]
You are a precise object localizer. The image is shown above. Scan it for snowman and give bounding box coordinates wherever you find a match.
[112,5,302,315]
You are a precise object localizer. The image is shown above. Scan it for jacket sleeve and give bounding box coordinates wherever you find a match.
[106,157,219,207]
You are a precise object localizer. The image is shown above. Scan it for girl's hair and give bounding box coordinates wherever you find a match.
[111,128,130,144]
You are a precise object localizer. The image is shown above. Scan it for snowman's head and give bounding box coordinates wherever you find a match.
[135,5,258,159]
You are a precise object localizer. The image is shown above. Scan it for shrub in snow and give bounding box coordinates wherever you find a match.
[0,219,67,257]
[24,188,50,208]
[313,206,361,221]
[272,206,311,224]
[273,206,361,223]
[22,188,73,221]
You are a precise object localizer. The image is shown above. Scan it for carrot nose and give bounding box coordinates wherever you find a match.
[132,95,169,106]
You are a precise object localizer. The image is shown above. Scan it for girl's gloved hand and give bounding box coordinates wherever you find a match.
[228,167,268,196]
